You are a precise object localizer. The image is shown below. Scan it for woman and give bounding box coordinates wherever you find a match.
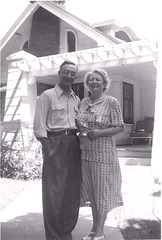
[76,69,124,240]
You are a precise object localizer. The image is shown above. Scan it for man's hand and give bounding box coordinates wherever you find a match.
[38,137,54,158]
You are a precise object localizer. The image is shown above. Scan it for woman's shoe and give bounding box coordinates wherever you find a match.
[93,236,105,240]
[82,232,95,240]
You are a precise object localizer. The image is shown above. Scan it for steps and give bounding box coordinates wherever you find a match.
[117,145,152,166]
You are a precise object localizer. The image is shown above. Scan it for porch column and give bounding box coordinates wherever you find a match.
[2,51,39,166]
[4,51,37,132]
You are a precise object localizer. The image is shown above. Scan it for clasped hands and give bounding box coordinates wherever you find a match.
[87,129,103,140]
[86,127,114,139]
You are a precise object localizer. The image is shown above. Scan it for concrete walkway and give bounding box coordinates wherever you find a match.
[1,180,124,240]
[1,164,155,240]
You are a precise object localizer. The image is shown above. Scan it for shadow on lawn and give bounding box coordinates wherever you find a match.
[120,219,161,240]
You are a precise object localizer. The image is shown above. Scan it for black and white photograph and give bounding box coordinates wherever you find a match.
[0,0,161,240]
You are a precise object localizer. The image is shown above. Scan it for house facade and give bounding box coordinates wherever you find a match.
[1,1,158,146]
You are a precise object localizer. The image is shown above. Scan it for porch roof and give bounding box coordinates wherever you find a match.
[8,39,158,85]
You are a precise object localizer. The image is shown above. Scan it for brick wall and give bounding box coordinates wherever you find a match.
[29,7,60,57]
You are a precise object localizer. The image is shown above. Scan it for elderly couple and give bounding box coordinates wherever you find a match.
[33,60,124,240]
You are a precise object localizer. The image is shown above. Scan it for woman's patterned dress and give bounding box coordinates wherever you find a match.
[76,94,124,214]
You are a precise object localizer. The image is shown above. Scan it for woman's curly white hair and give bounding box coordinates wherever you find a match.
[84,68,111,92]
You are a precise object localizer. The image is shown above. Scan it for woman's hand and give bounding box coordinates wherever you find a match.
[87,125,124,140]
[87,129,102,140]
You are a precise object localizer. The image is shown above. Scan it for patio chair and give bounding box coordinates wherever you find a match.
[130,117,154,145]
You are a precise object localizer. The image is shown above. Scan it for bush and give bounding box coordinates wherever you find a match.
[0,131,43,180]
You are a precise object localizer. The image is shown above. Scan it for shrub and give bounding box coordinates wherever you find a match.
[0,131,43,180]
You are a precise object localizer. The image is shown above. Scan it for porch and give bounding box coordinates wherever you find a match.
[1,39,157,146]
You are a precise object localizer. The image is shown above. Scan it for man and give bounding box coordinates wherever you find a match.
[33,61,81,240]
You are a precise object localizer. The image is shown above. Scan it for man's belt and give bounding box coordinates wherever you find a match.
[47,129,78,137]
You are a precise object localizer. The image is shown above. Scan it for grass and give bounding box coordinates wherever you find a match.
[0,178,32,211]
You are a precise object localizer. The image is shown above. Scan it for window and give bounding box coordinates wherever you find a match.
[67,31,76,52]
[72,83,84,100]
[115,31,132,42]
[123,82,133,123]
[36,83,54,97]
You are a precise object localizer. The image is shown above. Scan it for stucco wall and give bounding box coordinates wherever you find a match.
[108,75,123,106]
[104,74,134,145]
[140,81,156,119]
[132,80,156,126]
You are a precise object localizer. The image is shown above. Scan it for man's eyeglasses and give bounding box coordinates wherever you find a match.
[62,70,77,77]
